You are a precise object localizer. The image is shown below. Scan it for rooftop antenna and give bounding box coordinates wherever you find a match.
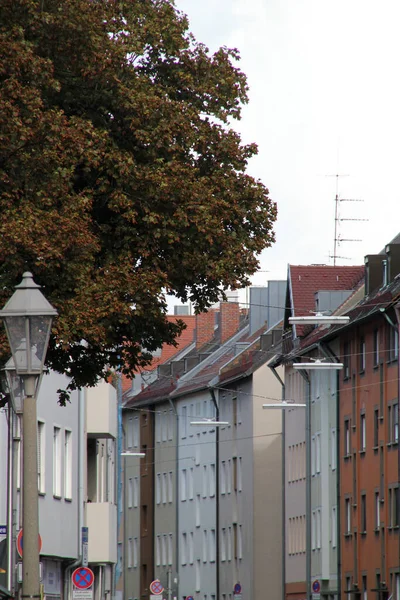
[326,173,368,266]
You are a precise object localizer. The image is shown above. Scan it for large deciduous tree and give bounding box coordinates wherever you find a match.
[0,0,277,397]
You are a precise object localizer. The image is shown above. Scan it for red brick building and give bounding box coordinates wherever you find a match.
[337,248,400,599]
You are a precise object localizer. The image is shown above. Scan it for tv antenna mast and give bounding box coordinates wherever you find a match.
[326,174,368,266]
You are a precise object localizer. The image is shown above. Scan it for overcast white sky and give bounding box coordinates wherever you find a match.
[171,0,400,305]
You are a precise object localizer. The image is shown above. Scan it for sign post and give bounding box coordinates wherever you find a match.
[81,527,89,567]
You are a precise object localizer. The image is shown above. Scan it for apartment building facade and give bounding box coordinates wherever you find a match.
[0,369,118,600]
[280,263,365,600]
[122,285,286,600]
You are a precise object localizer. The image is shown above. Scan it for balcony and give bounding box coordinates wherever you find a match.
[86,382,117,439]
[86,502,117,564]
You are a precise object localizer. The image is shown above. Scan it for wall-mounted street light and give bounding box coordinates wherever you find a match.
[0,272,57,600]
[190,419,230,426]
[263,401,306,409]
[121,452,146,457]
[289,312,349,325]
[293,359,343,371]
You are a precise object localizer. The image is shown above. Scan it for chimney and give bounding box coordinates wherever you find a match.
[220,302,240,344]
[364,255,382,296]
[195,310,216,349]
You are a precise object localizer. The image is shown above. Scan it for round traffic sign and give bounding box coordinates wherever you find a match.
[312,580,321,593]
[149,580,164,595]
[16,530,42,558]
[234,583,242,594]
[72,567,95,590]
[186,597,194,600]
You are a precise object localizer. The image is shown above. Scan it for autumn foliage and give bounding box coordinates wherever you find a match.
[0,0,276,395]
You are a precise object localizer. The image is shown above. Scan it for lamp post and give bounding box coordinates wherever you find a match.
[0,272,57,600]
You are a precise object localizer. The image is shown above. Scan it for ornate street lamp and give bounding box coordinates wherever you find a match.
[0,272,57,600]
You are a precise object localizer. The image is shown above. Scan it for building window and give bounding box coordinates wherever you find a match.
[156,536,161,566]
[210,464,216,497]
[311,511,316,550]
[344,419,351,456]
[238,525,243,559]
[162,410,167,442]
[375,491,380,529]
[362,576,367,600]
[37,421,45,494]
[360,412,366,451]
[127,417,133,448]
[331,506,337,548]
[237,457,243,491]
[359,337,366,372]
[168,409,174,441]
[343,341,351,379]
[133,477,139,507]
[388,402,399,443]
[227,527,232,561]
[315,433,321,474]
[361,493,367,533]
[227,459,232,493]
[188,468,194,500]
[388,486,399,528]
[133,538,138,568]
[155,412,161,443]
[209,529,216,563]
[168,534,173,566]
[202,530,208,563]
[374,408,379,448]
[64,430,72,499]
[221,528,226,561]
[180,469,187,502]
[196,560,201,592]
[331,429,337,471]
[128,537,133,568]
[162,534,167,566]
[128,478,133,508]
[373,329,379,367]
[195,495,201,527]
[202,465,207,498]
[168,471,173,503]
[181,406,187,438]
[388,324,399,362]
[53,426,61,497]
[221,461,226,494]
[181,533,187,565]
[133,416,139,448]
[156,473,161,505]
[345,498,351,534]
[189,532,194,565]
[232,396,237,427]
[162,472,167,504]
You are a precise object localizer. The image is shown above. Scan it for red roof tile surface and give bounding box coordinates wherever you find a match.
[121,315,196,393]
[289,265,364,337]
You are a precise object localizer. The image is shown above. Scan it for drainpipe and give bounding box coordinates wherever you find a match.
[64,387,85,600]
[209,388,219,600]
[168,398,178,600]
[6,405,14,594]
[298,369,311,600]
[269,366,286,600]
[319,343,342,600]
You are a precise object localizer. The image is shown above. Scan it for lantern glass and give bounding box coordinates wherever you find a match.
[3,315,53,375]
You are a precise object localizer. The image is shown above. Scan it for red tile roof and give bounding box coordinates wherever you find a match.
[121,315,196,392]
[289,265,364,337]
